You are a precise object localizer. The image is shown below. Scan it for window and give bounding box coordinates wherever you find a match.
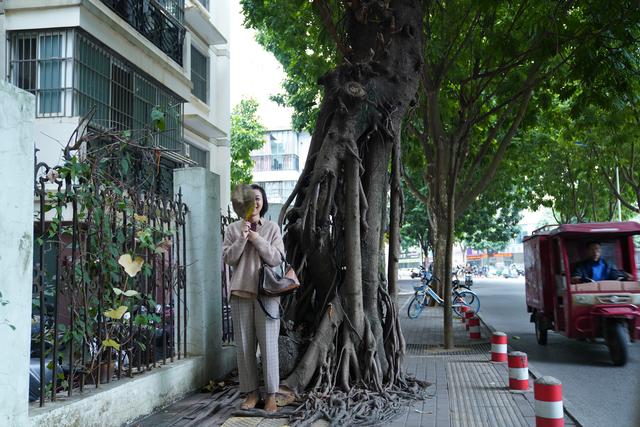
[270,134,285,155]
[73,30,183,150]
[39,34,62,115]
[272,157,283,170]
[191,46,208,103]
[256,181,297,204]
[186,141,209,168]
[10,31,69,115]
[110,61,133,130]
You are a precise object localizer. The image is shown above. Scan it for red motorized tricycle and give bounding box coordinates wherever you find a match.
[524,222,640,366]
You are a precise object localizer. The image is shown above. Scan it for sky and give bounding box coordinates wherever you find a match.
[229,0,294,130]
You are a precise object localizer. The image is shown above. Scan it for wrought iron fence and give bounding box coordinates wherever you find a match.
[32,155,188,406]
[100,0,186,65]
[220,207,236,345]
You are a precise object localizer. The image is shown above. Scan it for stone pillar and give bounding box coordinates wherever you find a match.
[173,167,235,382]
[0,81,35,425]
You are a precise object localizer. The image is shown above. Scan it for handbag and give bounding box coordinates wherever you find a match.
[257,257,300,319]
[259,258,300,297]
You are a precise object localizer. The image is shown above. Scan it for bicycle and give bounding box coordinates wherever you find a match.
[407,273,480,319]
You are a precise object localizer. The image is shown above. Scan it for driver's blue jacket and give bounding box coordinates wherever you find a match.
[572,259,622,281]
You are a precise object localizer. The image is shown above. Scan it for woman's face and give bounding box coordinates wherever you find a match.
[252,189,263,219]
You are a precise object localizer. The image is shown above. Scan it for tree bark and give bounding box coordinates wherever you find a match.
[280,0,424,393]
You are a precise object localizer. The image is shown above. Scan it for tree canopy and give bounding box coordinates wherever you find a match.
[230,98,266,189]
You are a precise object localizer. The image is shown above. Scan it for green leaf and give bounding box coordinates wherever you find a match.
[102,339,121,351]
[104,305,128,320]
[120,157,129,175]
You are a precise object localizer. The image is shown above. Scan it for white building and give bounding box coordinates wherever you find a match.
[0,0,231,206]
[251,129,311,212]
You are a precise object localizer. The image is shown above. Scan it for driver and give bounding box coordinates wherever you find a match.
[571,241,633,283]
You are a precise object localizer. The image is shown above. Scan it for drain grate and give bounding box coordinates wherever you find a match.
[406,342,491,356]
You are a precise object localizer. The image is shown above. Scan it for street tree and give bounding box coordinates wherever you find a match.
[230,98,266,189]
[242,1,425,416]
[400,1,640,347]
[240,1,640,414]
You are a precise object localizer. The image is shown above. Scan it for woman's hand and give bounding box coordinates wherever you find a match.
[242,221,251,240]
[243,221,259,242]
[247,229,259,242]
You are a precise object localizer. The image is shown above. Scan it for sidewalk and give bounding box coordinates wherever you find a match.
[127,297,578,427]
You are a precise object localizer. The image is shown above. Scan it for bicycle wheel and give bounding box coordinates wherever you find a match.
[407,293,426,319]
[452,290,480,317]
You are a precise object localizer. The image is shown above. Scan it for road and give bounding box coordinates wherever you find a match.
[470,277,640,427]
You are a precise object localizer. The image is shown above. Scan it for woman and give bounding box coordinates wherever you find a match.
[222,184,283,412]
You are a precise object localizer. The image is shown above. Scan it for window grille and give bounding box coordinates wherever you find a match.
[186,142,208,168]
[73,31,183,151]
[9,30,74,116]
[191,46,208,103]
[8,29,184,154]
[251,154,300,172]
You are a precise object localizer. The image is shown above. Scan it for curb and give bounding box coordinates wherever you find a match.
[477,313,584,427]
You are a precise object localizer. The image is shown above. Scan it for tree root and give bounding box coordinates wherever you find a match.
[288,381,430,427]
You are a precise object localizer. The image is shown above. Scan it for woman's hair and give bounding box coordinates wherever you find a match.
[250,184,268,217]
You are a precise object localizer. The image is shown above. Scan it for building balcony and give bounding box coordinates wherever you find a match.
[99,0,186,65]
[251,154,299,172]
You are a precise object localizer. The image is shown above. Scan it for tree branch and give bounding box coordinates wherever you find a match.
[313,0,350,59]
[401,165,430,207]
[601,164,640,213]
[455,79,536,217]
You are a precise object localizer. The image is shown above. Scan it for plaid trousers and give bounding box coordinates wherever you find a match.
[230,295,280,393]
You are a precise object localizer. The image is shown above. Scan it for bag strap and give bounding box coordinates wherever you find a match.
[256,251,288,320]
[257,294,282,320]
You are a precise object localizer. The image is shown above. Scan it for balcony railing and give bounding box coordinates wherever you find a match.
[100,0,186,65]
[251,154,300,172]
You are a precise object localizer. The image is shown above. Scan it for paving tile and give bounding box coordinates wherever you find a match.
[130,304,560,427]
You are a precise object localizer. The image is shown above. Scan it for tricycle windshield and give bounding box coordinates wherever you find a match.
[565,237,636,283]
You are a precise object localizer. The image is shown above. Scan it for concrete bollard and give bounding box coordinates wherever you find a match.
[490,332,508,362]
[465,310,475,330]
[468,316,481,339]
[508,351,529,391]
[534,376,564,427]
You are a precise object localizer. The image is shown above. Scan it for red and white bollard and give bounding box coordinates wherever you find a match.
[460,305,469,323]
[490,332,508,362]
[508,351,529,391]
[465,311,475,330]
[468,316,481,339]
[534,376,564,427]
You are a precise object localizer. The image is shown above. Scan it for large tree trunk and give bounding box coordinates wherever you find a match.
[280,0,423,394]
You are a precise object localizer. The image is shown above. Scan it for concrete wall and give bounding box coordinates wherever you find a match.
[0,81,35,427]
[29,358,206,427]
[174,167,236,378]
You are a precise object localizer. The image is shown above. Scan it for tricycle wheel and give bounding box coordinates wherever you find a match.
[606,321,628,366]
[535,315,548,345]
